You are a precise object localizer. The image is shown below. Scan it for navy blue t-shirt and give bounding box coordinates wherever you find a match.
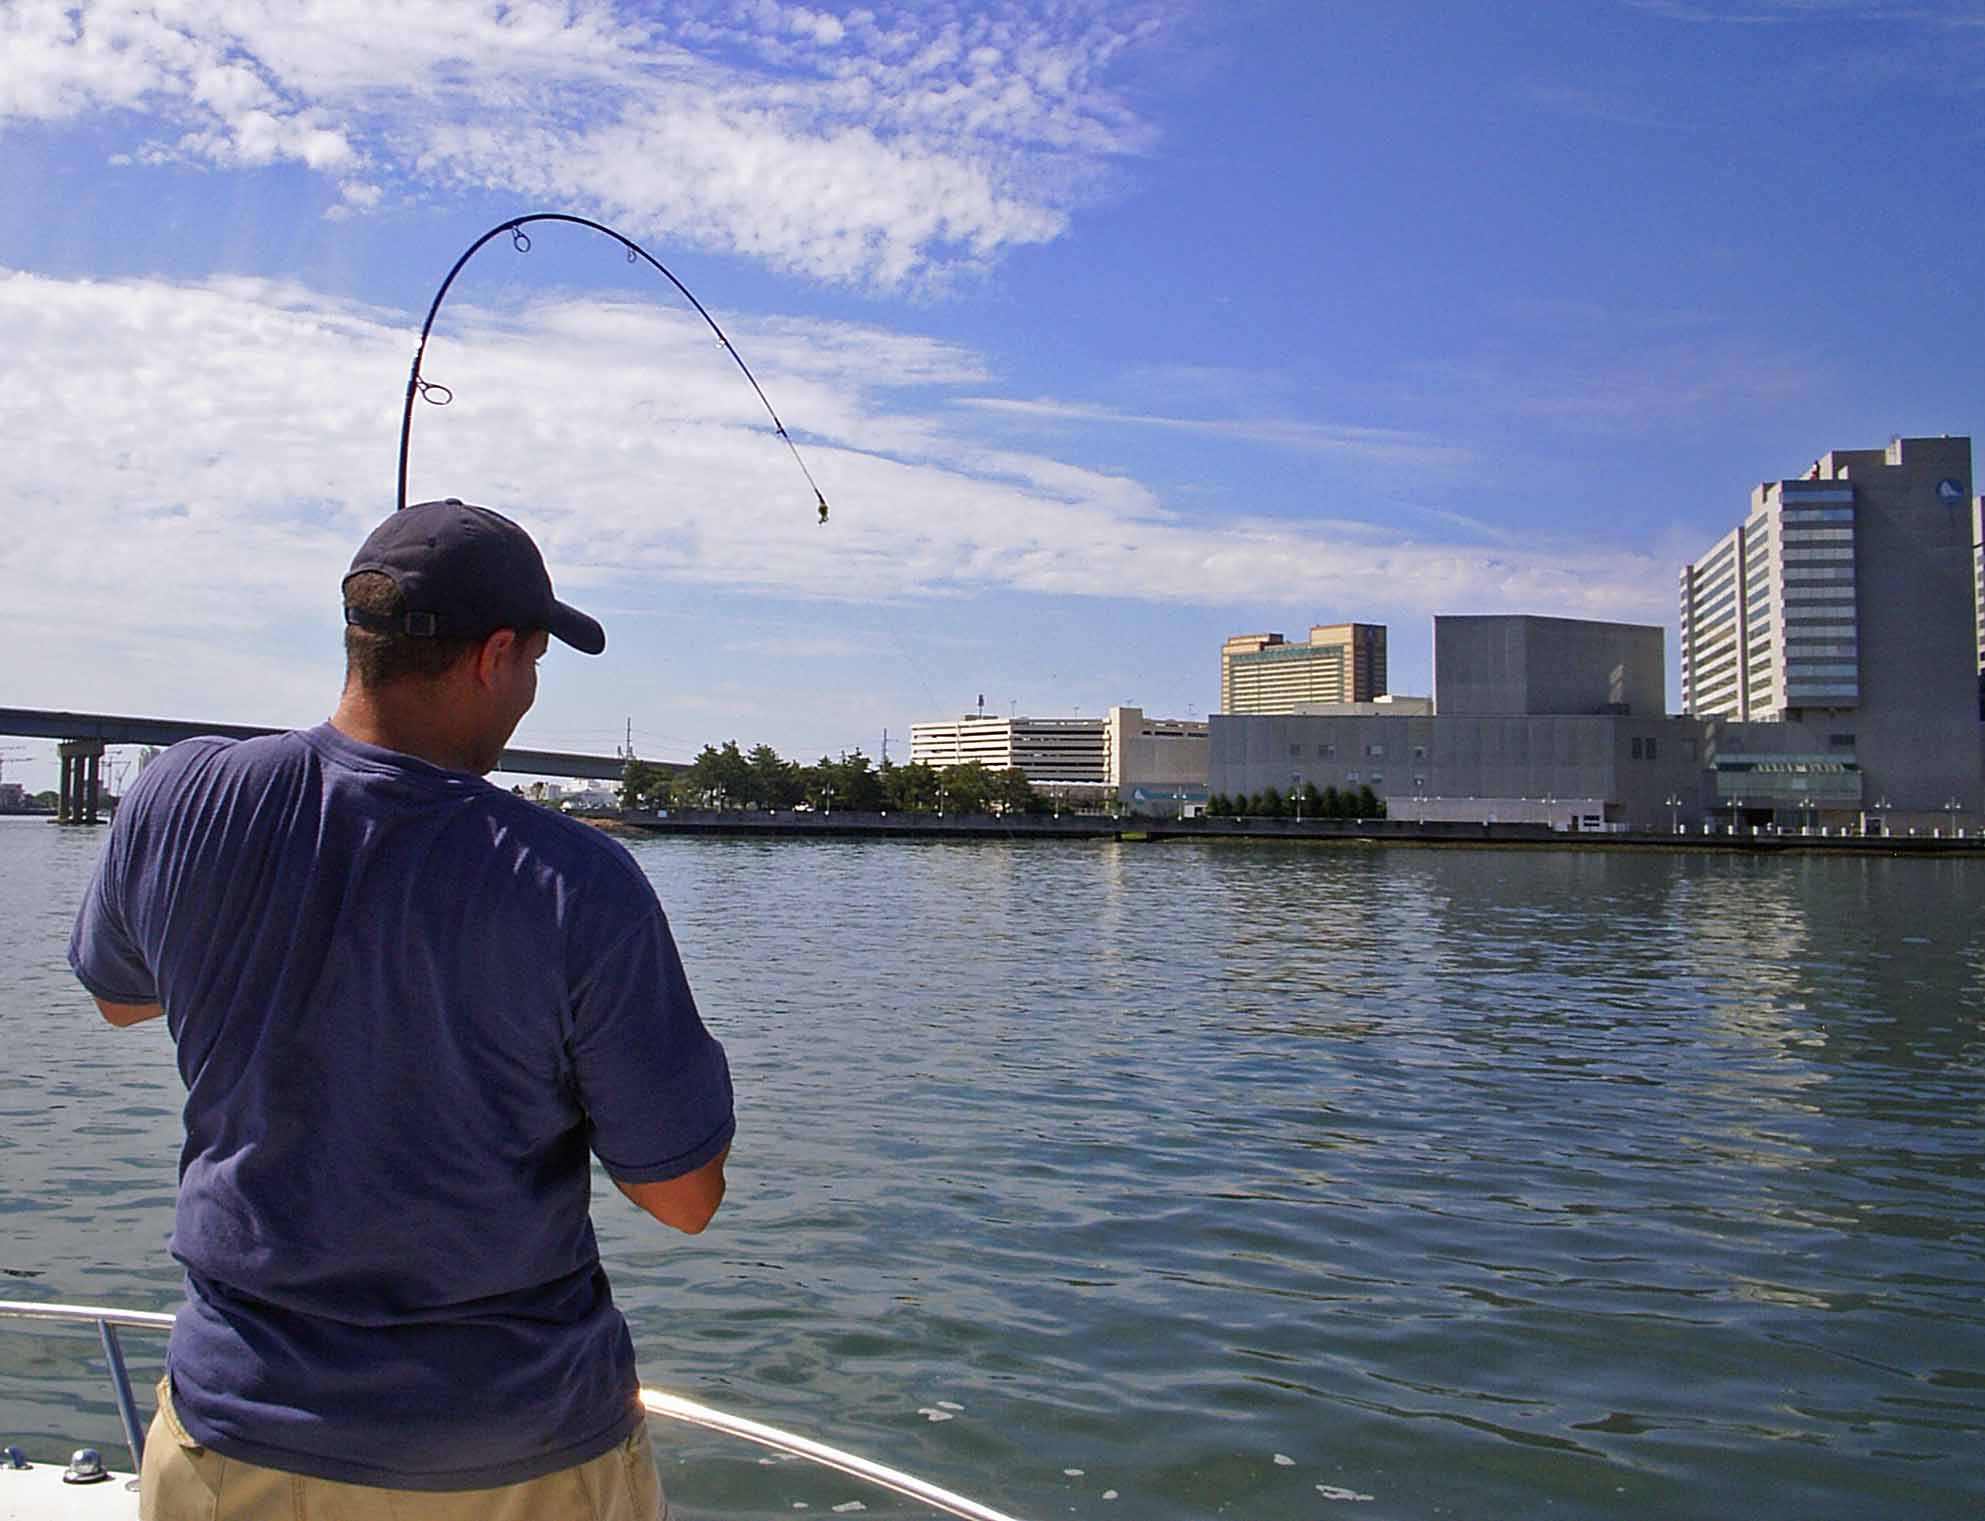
[69,725,733,1489]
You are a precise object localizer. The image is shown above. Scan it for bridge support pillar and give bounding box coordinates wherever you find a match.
[58,740,106,825]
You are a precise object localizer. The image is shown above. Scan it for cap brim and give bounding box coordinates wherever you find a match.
[549,600,606,655]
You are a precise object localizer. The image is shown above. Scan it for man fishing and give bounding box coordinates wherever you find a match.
[70,497,732,1520]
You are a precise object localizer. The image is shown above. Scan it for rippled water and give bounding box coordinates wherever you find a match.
[5,816,1984,1519]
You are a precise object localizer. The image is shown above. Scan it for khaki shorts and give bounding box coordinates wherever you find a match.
[140,1375,666,1521]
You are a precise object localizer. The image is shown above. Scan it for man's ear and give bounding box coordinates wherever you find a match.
[474,628,519,690]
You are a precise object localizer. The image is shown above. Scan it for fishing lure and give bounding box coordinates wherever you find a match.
[396,213,829,525]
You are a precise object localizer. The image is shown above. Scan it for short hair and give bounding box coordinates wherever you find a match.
[342,571,483,688]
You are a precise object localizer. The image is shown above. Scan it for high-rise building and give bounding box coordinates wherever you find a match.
[1219,623,1385,714]
[1678,435,1981,813]
[1975,493,1984,718]
[1680,436,1974,721]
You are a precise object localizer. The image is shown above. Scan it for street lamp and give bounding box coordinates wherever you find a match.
[1799,795,1816,835]
[1665,792,1683,834]
[1729,796,1744,835]
[823,783,835,818]
[1871,795,1891,837]
[1946,795,1962,836]
[1292,773,1303,824]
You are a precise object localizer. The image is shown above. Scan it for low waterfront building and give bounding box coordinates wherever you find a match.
[1213,707,1706,831]
[910,706,1209,810]
[1105,706,1209,803]
[909,714,1108,788]
[1220,623,1386,714]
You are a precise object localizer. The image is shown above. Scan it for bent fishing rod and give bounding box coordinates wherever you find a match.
[396,213,829,524]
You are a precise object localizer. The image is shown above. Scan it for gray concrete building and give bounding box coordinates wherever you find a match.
[1210,708,1705,832]
[1214,438,1985,834]
[1212,614,1689,830]
[1434,615,1663,718]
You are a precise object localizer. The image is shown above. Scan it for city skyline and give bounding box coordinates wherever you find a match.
[5,2,1984,793]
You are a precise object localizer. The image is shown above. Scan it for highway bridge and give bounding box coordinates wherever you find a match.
[0,707,666,823]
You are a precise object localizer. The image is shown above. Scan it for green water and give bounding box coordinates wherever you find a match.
[4,819,1982,1518]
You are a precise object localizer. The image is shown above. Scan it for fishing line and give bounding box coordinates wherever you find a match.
[396,213,829,525]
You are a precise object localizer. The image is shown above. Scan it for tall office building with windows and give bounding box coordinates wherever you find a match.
[1220,623,1386,714]
[1678,435,1981,812]
[1975,493,1985,717]
[1680,436,1973,721]
[1679,476,1862,718]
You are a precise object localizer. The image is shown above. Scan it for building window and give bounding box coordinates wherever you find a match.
[1412,745,1427,761]
[1366,743,1385,758]
[1289,744,1303,757]
[1345,770,1360,783]
[1632,737,1644,759]
[1829,732,1855,748]
[1646,738,1657,761]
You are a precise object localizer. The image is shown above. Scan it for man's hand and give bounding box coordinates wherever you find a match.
[94,997,164,1027]
[613,1148,729,1234]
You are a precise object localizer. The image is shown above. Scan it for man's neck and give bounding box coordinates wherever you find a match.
[330,686,488,775]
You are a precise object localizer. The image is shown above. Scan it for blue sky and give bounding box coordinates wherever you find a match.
[3,0,1982,790]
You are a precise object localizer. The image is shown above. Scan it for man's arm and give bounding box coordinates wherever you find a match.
[93,997,164,1027]
[613,1147,729,1235]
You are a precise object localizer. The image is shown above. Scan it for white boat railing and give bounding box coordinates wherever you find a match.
[0,1299,1026,1521]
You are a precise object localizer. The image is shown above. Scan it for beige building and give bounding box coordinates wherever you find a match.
[909,707,1209,804]
[909,715,1107,785]
[1104,707,1209,792]
[1220,623,1386,713]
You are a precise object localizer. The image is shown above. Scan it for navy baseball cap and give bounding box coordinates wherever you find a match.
[343,499,605,655]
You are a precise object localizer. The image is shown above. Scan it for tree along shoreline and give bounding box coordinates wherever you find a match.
[623,741,1056,817]
[619,741,1387,823]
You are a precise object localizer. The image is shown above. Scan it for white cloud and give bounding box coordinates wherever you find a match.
[0,1,1167,289]
[954,395,1462,468]
[0,265,1674,729]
